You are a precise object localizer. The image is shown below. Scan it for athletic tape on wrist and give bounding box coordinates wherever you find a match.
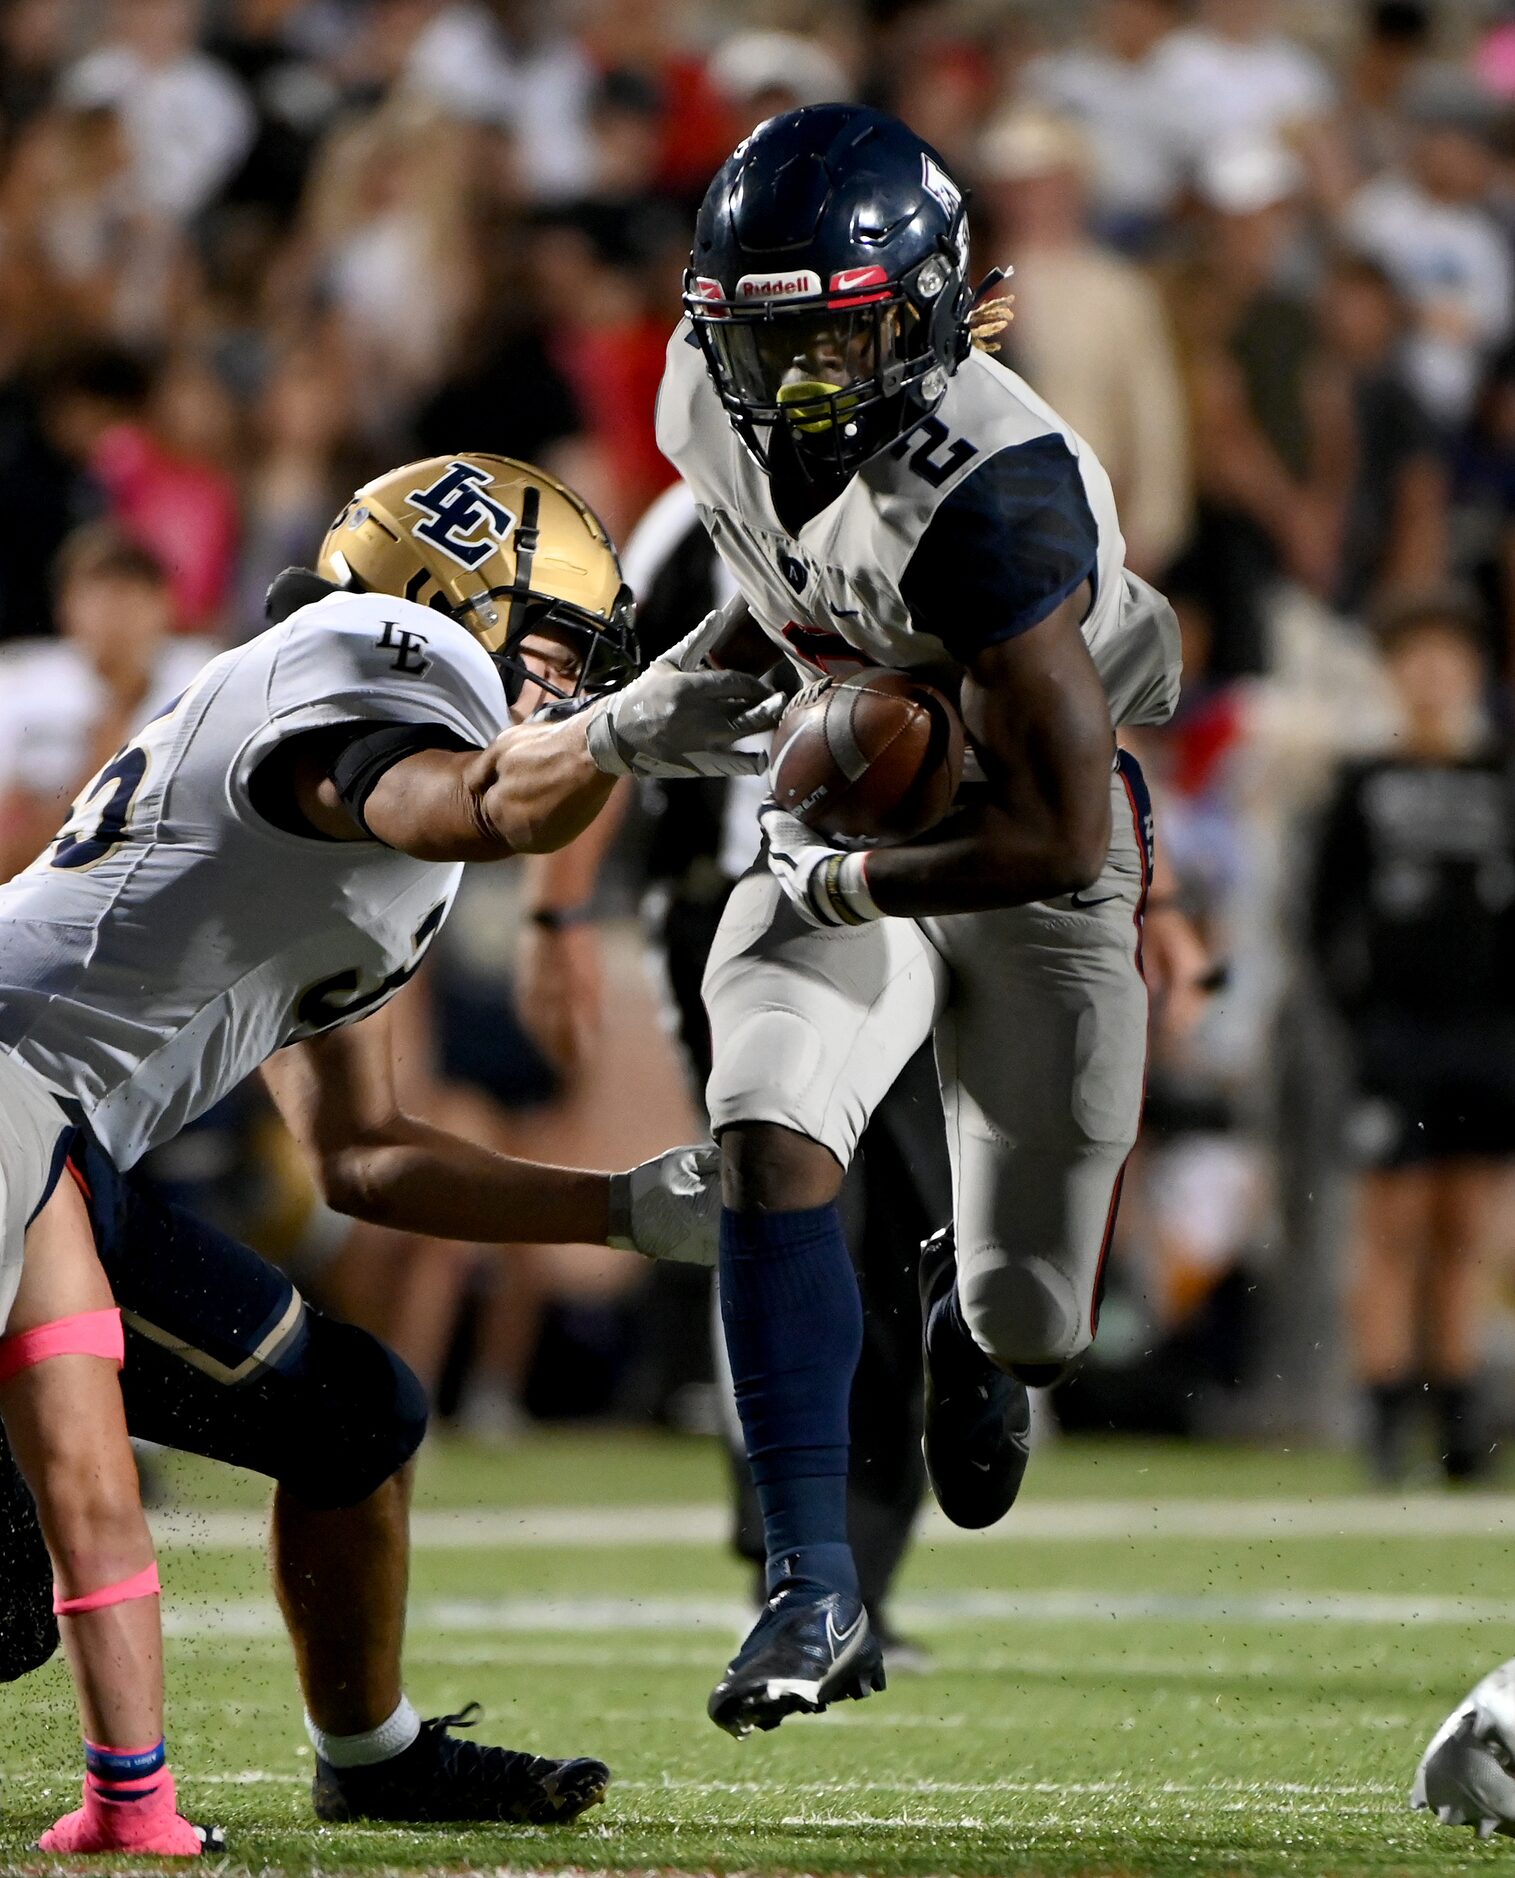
[816,853,883,926]
[585,702,632,776]
[0,1307,123,1385]
[55,1561,161,1617]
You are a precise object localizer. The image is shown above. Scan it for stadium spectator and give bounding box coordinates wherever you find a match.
[0,104,136,348]
[526,214,673,538]
[1023,0,1189,253]
[1343,84,1514,428]
[1172,138,1335,672]
[0,523,213,882]
[1159,0,1340,178]
[0,353,100,646]
[0,0,74,146]
[61,0,255,225]
[1337,1,1442,191]
[1318,250,1449,614]
[978,105,1192,580]
[580,0,734,201]
[705,31,854,147]
[234,339,359,633]
[411,221,588,477]
[41,346,239,631]
[282,96,477,439]
[1307,587,1515,1483]
[1451,343,1515,672]
[401,0,597,202]
[206,0,342,218]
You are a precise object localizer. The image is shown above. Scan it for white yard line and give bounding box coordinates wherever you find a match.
[10,1772,1402,1796]
[148,1492,1515,1551]
[159,1585,1513,1640]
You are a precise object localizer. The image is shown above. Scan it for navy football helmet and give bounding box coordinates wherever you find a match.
[684,105,976,478]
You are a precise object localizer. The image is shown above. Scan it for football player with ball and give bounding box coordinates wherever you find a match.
[658,104,1183,1735]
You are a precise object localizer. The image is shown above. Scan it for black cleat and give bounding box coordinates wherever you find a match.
[920,1225,1031,1529]
[311,1704,610,1824]
[0,1421,56,1683]
[708,1587,885,1738]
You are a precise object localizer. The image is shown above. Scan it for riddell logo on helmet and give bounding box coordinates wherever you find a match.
[736,270,822,299]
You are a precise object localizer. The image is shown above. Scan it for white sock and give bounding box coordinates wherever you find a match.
[305,1696,421,1768]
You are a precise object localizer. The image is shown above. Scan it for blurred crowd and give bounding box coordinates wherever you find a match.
[8,0,1515,1481]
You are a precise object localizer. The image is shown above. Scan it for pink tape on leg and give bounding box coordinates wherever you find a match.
[0,1307,123,1385]
[54,1560,160,1616]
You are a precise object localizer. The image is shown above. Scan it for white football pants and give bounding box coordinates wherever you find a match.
[703,754,1152,1371]
[0,1049,75,1333]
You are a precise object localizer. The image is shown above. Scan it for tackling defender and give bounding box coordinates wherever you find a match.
[659,106,1182,1734]
[0,453,760,1846]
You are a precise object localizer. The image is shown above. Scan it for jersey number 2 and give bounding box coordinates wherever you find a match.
[51,747,150,872]
[888,415,978,488]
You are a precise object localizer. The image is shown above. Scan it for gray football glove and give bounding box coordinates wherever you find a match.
[585,606,783,780]
[607,1140,720,1266]
[1412,1657,1515,1838]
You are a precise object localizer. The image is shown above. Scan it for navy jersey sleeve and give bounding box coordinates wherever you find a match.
[898,433,1100,661]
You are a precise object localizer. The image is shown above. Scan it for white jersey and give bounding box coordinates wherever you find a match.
[0,590,504,1169]
[656,321,1180,727]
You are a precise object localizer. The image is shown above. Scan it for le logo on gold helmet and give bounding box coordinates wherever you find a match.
[317,453,638,703]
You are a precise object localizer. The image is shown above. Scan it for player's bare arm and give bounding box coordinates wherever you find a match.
[858,582,1115,916]
[262,1003,717,1263]
[761,583,1121,927]
[283,616,780,863]
[285,712,615,861]
[263,1003,609,1241]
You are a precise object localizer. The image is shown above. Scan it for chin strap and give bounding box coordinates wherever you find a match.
[969,265,1012,308]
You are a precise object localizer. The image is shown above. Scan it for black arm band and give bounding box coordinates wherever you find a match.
[327,723,479,839]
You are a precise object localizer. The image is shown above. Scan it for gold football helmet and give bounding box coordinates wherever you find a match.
[317,453,638,701]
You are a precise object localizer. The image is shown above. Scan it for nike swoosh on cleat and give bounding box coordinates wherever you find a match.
[825,1608,866,1657]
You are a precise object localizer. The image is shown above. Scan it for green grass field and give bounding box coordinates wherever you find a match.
[1,1430,1510,1877]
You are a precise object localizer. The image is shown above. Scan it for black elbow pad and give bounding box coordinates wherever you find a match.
[328,724,478,838]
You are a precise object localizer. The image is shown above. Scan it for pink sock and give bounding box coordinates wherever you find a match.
[39,1740,202,1857]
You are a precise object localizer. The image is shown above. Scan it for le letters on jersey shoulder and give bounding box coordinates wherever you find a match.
[269,590,506,749]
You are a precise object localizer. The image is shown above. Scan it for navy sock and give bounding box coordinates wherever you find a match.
[719,1202,862,1598]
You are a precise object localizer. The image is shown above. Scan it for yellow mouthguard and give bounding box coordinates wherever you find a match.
[777,379,858,433]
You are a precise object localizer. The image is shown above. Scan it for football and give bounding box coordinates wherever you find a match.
[768,669,966,844]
